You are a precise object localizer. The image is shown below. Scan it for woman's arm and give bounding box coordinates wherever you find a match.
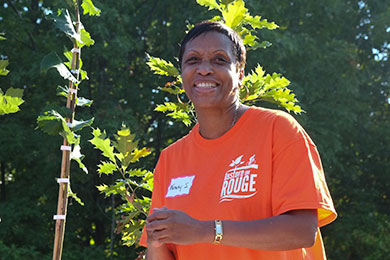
[145,243,174,260]
[146,207,318,251]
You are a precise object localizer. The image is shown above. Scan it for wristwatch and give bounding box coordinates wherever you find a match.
[213,220,223,244]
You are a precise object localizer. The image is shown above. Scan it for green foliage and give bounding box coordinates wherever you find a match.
[1,0,389,259]
[0,88,24,115]
[197,0,220,10]
[53,9,81,43]
[70,143,88,174]
[38,0,97,176]
[51,8,95,48]
[37,110,78,144]
[0,60,10,76]
[78,28,95,47]
[0,36,24,115]
[40,52,79,83]
[146,54,180,77]
[240,65,302,113]
[155,101,194,126]
[90,125,153,246]
[148,0,301,126]
[81,0,101,16]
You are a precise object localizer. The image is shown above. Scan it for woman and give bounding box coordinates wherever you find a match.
[140,21,337,259]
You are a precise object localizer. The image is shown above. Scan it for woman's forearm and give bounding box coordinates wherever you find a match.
[212,209,318,250]
[146,208,318,252]
[146,244,175,260]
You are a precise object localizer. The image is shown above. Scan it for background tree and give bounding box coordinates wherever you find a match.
[0,0,389,259]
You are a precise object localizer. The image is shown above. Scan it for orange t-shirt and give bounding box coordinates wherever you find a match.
[140,107,337,259]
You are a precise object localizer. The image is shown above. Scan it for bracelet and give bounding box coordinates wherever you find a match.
[213,220,223,244]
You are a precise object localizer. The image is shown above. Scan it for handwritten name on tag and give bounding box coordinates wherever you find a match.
[166,175,195,198]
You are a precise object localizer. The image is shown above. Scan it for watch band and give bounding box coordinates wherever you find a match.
[213,220,223,244]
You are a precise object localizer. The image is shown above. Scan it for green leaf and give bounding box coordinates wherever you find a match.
[36,110,78,144]
[79,69,88,80]
[96,184,109,193]
[71,144,88,174]
[52,9,81,43]
[71,118,94,132]
[154,102,179,112]
[63,50,83,69]
[98,161,116,175]
[159,86,185,95]
[76,97,93,107]
[77,28,95,47]
[41,52,78,83]
[221,0,247,29]
[250,41,272,50]
[196,0,220,10]
[131,148,151,163]
[155,102,193,126]
[0,33,6,40]
[68,186,84,206]
[240,65,302,113]
[97,182,126,197]
[0,88,24,115]
[146,54,179,77]
[167,110,192,126]
[56,86,92,106]
[56,85,69,98]
[243,14,279,30]
[113,126,138,170]
[0,60,10,76]
[242,32,257,46]
[127,168,149,177]
[220,0,235,5]
[81,0,101,16]
[89,128,116,162]
[36,110,63,135]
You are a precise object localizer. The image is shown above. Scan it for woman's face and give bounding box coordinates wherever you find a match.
[181,32,243,110]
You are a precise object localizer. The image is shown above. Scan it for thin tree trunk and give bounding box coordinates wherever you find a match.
[52,2,81,259]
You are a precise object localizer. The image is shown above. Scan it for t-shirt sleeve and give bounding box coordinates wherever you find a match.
[139,151,167,247]
[271,112,337,227]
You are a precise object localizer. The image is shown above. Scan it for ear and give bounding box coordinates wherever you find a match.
[238,68,245,88]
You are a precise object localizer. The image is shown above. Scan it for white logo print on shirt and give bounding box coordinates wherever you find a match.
[219,154,258,203]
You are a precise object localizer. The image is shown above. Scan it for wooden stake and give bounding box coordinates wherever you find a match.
[52,1,81,259]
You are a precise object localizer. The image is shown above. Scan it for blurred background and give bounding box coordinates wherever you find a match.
[0,0,389,259]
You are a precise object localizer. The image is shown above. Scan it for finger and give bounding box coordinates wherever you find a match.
[147,209,172,223]
[146,218,170,232]
[152,206,168,213]
[150,228,171,242]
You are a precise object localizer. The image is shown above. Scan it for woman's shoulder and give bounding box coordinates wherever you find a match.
[247,106,299,126]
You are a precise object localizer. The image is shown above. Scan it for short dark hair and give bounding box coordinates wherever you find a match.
[178,21,246,70]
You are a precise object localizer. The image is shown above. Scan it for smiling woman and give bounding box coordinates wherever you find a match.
[181,31,244,137]
[139,21,337,260]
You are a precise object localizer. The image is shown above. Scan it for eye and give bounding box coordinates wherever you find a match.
[214,56,229,64]
[185,56,199,64]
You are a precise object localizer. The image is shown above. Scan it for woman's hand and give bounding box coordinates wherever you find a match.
[146,207,213,247]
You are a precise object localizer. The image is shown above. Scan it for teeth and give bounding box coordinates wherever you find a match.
[196,82,216,88]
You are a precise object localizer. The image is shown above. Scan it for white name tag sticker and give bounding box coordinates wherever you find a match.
[166,175,195,198]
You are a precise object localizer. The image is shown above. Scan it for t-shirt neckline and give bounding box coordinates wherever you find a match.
[192,107,254,147]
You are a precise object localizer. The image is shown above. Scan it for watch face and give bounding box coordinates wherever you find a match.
[214,220,223,244]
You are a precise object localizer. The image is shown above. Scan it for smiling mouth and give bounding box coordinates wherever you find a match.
[195,82,217,88]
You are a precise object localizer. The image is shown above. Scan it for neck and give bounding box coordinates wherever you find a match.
[196,102,245,139]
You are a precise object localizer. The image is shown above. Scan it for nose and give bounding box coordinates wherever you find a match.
[196,60,213,75]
